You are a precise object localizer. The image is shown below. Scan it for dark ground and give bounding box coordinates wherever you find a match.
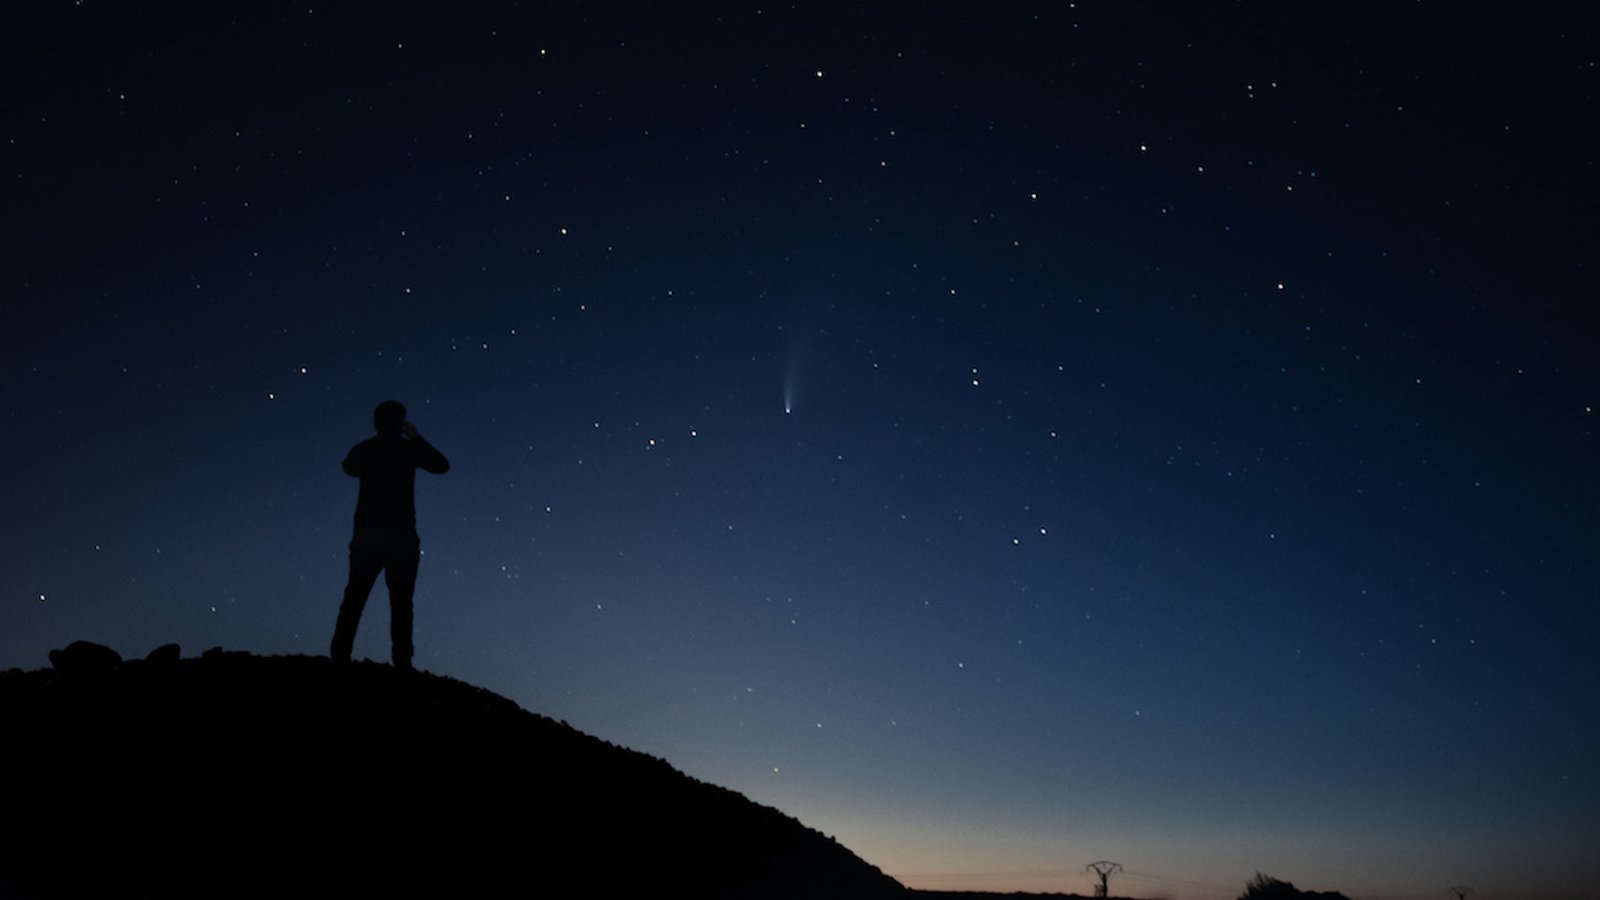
[2,643,907,899]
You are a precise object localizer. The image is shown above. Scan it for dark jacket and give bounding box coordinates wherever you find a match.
[342,433,450,531]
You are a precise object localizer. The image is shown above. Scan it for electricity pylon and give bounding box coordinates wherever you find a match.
[1450,887,1472,900]
[1086,861,1122,898]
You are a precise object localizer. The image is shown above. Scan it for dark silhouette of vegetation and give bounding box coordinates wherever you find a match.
[1240,872,1350,900]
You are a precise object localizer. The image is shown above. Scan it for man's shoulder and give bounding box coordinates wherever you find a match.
[344,434,397,464]
[350,434,437,465]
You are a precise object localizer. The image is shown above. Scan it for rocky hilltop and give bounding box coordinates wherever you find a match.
[1,642,906,900]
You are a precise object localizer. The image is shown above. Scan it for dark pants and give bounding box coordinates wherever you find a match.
[332,529,421,668]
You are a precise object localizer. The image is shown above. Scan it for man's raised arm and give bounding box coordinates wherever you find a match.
[401,421,450,474]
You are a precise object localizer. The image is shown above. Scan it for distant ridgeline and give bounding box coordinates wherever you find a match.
[0,642,906,900]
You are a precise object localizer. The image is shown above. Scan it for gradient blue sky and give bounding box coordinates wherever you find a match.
[5,5,1595,899]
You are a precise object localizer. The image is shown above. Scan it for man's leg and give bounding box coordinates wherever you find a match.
[332,543,384,662]
[385,539,422,670]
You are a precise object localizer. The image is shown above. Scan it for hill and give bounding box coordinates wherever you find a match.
[0,642,907,899]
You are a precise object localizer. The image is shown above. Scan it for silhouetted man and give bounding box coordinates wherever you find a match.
[331,400,450,670]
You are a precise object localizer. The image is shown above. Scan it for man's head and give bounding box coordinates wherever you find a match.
[373,400,407,435]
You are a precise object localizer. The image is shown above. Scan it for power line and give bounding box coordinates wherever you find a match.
[899,868,1088,884]
[1357,891,1463,900]
[1121,868,1240,893]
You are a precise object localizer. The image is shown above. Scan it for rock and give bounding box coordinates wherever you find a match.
[47,640,122,675]
[146,643,182,664]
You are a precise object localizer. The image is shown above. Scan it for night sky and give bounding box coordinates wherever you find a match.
[5,4,1596,899]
